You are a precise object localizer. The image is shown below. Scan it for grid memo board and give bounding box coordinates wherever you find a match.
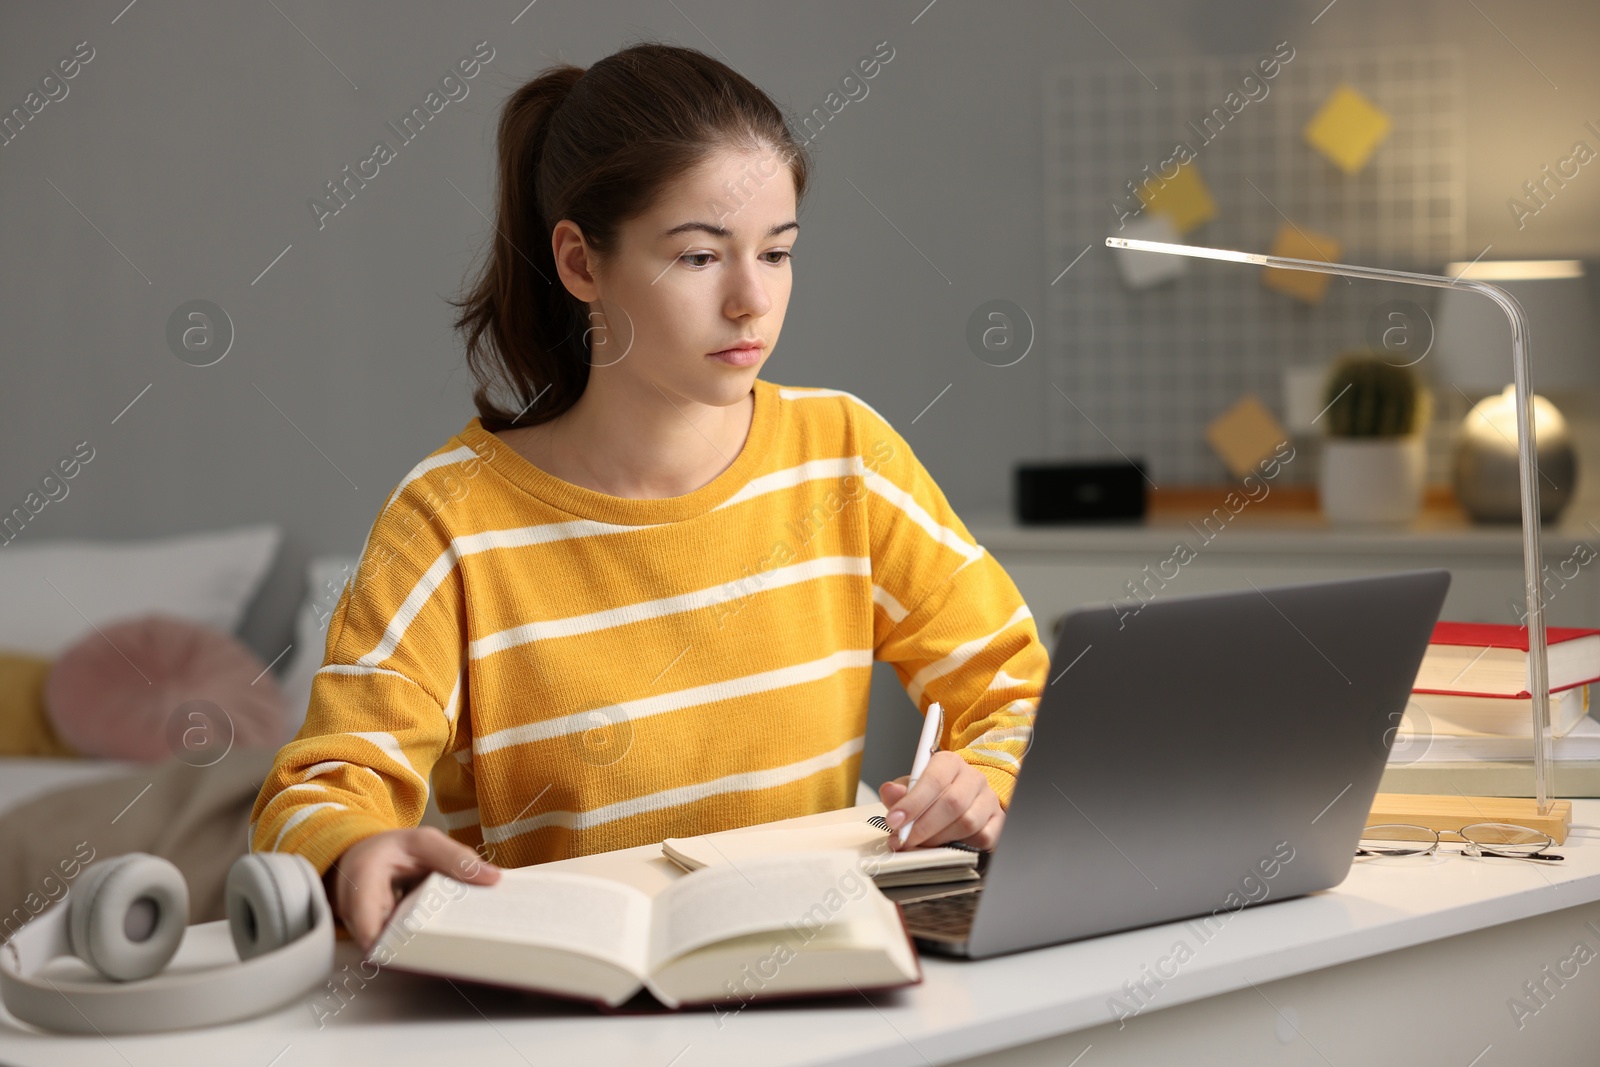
[1043,44,1466,486]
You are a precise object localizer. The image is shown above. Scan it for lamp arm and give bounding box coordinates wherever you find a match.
[1105,238,1552,812]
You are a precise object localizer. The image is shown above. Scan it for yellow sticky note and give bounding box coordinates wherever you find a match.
[1261,222,1342,304]
[1303,84,1392,175]
[1206,394,1290,480]
[1136,161,1217,235]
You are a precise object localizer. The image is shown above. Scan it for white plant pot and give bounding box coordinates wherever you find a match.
[1319,436,1426,526]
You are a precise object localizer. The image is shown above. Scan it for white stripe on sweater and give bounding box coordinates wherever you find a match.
[471,555,871,659]
[354,543,462,668]
[351,518,651,670]
[777,385,889,425]
[440,806,481,830]
[474,648,874,755]
[966,746,1021,769]
[271,802,347,852]
[907,604,1034,706]
[964,701,1035,768]
[382,446,481,514]
[352,445,482,575]
[720,451,981,573]
[716,456,860,511]
[872,584,910,623]
[315,663,431,695]
[863,467,983,565]
[300,760,351,781]
[346,731,425,784]
[481,734,865,844]
[298,760,385,785]
[443,670,461,724]
[968,723,1033,750]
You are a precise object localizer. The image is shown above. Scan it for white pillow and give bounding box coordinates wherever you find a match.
[279,554,360,735]
[0,525,281,657]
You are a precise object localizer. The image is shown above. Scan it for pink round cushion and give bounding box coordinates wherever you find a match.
[45,613,291,762]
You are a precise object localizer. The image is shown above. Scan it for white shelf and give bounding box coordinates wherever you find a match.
[966,508,1600,558]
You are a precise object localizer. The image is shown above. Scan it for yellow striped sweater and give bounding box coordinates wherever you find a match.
[250,378,1048,874]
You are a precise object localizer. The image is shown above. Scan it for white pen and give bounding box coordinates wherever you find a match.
[897,701,943,845]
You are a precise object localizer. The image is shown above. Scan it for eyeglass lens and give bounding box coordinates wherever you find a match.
[1459,822,1552,858]
[1358,823,1436,856]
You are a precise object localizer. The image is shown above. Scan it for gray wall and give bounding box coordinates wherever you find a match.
[4,1,1599,728]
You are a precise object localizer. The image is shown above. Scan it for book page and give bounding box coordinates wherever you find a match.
[411,869,653,978]
[648,850,875,970]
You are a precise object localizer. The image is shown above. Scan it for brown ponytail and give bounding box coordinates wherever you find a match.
[450,42,813,432]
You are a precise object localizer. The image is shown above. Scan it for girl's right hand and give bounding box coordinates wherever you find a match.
[323,826,501,952]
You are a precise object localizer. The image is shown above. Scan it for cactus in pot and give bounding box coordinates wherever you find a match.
[1321,351,1428,438]
[1318,350,1432,525]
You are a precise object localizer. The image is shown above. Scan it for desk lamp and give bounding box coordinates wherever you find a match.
[1434,260,1598,523]
[1105,235,1562,820]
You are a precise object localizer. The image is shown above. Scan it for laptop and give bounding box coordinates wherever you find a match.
[895,568,1451,959]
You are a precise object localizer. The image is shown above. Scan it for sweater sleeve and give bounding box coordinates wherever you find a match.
[249,479,467,875]
[854,399,1049,809]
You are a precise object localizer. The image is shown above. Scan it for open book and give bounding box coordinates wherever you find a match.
[663,816,981,888]
[371,849,920,1009]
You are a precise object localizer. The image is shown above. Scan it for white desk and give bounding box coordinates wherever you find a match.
[6,802,1600,1066]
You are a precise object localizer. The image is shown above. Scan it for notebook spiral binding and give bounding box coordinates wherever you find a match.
[867,814,983,854]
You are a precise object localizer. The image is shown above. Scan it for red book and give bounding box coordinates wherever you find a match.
[1414,622,1600,698]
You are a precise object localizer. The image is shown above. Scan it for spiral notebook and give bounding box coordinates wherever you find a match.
[662,810,982,889]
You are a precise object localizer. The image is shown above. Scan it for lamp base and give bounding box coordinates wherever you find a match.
[1370,792,1573,844]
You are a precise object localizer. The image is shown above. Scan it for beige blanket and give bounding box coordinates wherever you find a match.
[0,749,280,938]
[0,746,448,945]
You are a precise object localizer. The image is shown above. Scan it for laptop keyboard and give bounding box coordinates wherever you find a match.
[900,889,981,941]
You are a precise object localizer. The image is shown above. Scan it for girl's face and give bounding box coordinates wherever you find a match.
[559,146,797,408]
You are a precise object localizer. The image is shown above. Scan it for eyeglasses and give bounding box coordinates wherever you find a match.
[1357,822,1563,862]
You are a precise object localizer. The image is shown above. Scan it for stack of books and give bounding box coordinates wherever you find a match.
[1385,622,1600,796]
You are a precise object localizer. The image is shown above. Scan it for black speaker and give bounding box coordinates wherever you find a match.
[1014,460,1147,524]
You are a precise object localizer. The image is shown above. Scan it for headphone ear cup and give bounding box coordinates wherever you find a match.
[65,853,189,982]
[226,852,320,961]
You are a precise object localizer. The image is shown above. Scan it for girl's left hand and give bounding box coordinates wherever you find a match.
[878,751,1005,851]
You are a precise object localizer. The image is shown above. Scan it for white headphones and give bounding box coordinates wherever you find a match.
[1,851,333,1034]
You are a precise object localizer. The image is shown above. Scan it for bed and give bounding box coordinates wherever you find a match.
[0,524,365,931]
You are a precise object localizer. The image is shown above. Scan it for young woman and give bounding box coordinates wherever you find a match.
[252,42,1047,950]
